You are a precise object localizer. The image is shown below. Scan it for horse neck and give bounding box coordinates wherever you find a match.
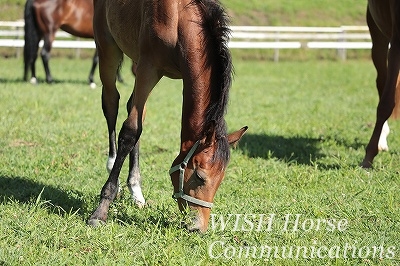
[180,72,212,146]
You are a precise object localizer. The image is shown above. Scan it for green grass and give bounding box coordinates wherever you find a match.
[0,56,399,265]
[2,0,366,26]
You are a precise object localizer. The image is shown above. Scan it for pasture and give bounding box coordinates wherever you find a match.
[0,56,399,265]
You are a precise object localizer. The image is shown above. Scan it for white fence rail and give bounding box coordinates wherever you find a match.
[1,21,371,61]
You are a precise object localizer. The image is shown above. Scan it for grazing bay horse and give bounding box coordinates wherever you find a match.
[362,0,400,168]
[24,0,102,86]
[87,0,247,232]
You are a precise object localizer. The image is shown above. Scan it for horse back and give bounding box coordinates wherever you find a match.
[59,0,94,38]
[32,0,94,38]
[94,0,206,78]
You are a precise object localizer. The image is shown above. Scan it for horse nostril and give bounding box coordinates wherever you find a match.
[184,219,203,233]
[181,211,205,232]
[186,225,202,233]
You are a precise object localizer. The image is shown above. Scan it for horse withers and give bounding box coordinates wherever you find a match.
[362,0,400,168]
[87,0,247,232]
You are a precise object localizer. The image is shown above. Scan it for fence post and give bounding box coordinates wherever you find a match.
[274,31,280,62]
[337,29,347,60]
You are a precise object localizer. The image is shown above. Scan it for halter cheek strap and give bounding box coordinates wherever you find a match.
[169,140,214,209]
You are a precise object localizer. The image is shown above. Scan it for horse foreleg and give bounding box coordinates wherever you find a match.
[127,142,146,207]
[89,59,159,225]
[88,47,122,225]
[89,120,138,226]
[126,93,146,207]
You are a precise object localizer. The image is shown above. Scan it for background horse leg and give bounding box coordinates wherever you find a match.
[26,51,39,84]
[88,50,124,89]
[41,34,55,83]
[363,39,400,167]
[23,0,41,84]
[366,7,391,153]
[88,50,98,88]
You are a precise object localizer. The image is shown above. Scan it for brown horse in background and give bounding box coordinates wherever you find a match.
[23,0,122,86]
[87,0,247,232]
[362,0,400,168]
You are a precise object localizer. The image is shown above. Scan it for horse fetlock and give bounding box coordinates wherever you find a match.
[378,121,390,151]
[101,182,119,201]
[106,156,116,173]
[128,183,146,207]
[30,77,37,84]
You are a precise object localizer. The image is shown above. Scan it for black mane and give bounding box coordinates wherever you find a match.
[196,0,233,166]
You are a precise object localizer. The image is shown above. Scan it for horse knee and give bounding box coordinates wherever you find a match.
[118,123,141,153]
[377,100,395,119]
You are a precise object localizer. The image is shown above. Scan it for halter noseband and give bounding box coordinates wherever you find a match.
[169,140,214,208]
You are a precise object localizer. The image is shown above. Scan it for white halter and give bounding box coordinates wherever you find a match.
[169,140,214,208]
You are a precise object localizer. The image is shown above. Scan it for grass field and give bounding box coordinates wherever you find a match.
[1,0,366,26]
[0,56,399,265]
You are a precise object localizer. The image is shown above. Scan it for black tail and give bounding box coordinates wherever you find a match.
[24,0,40,81]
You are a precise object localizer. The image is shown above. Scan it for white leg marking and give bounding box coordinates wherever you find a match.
[128,184,146,207]
[378,121,390,151]
[106,156,122,193]
[30,77,37,84]
[106,156,116,173]
[90,82,96,89]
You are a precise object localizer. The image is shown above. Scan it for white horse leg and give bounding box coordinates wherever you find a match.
[106,155,116,173]
[106,155,121,192]
[127,143,146,207]
[30,77,37,84]
[128,181,146,207]
[378,120,390,151]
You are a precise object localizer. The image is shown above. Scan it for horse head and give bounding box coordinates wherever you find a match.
[170,124,247,232]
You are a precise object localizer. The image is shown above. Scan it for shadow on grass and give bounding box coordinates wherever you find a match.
[0,77,90,85]
[0,175,85,216]
[237,133,325,165]
[237,133,368,169]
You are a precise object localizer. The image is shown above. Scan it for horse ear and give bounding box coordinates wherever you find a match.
[227,126,248,147]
